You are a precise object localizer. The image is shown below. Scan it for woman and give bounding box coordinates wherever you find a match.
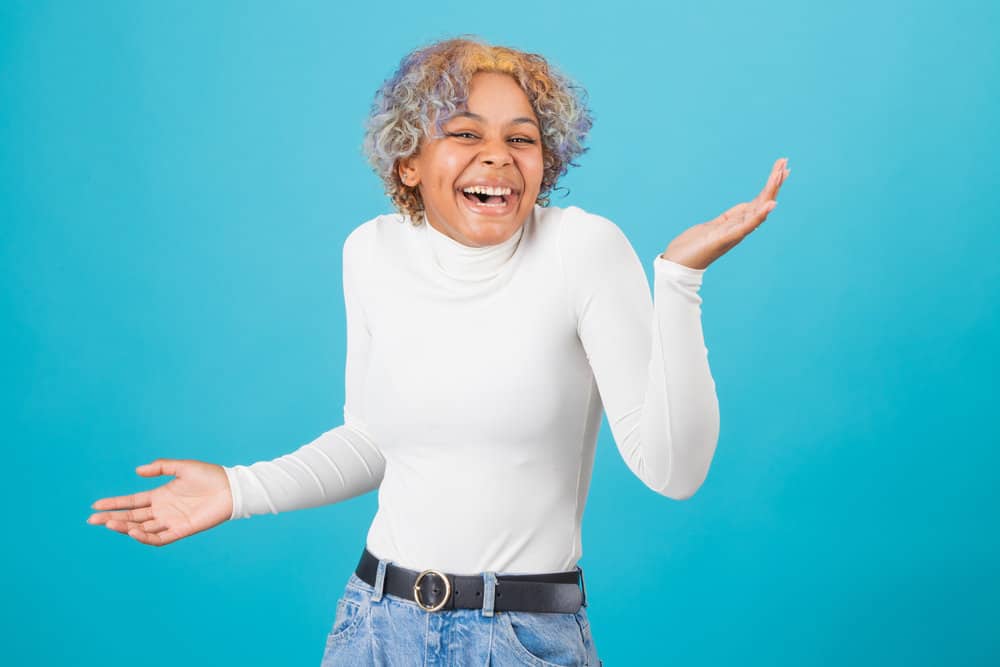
[87,37,789,666]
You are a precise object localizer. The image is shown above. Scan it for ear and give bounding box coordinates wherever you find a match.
[397,156,420,187]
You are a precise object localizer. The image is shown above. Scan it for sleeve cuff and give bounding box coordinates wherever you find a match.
[654,254,706,286]
[221,465,245,521]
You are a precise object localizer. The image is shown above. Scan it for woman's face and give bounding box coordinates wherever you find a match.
[398,71,544,247]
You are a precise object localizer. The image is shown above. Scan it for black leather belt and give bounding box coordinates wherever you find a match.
[355,547,587,613]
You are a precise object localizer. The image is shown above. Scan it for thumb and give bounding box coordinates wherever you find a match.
[136,459,182,477]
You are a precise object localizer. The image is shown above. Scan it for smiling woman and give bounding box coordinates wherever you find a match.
[363,38,592,238]
[87,33,789,667]
[395,71,545,247]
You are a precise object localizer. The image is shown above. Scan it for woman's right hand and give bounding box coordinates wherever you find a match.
[87,459,234,547]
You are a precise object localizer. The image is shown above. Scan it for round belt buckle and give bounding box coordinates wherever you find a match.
[413,569,451,612]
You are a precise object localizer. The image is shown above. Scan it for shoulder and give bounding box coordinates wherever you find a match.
[555,204,620,231]
[344,214,382,253]
[343,212,413,258]
[549,204,632,258]
[551,205,646,300]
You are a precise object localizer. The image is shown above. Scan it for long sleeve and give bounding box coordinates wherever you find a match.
[222,224,386,520]
[559,209,720,500]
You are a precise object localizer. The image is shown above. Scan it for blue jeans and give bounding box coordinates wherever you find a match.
[320,559,602,666]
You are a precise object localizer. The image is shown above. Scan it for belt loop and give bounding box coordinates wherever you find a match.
[577,565,588,608]
[372,557,391,602]
[481,571,498,617]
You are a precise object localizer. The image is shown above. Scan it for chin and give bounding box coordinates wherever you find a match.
[467,217,524,242]
[428,199,533,247]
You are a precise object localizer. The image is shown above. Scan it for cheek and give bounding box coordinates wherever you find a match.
[434,152,468,182]
[519,152,545,192]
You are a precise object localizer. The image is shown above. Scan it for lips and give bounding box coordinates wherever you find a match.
[456,187,519,216]
[455,176,521,216]
[457,177,520,192]
[461,190,507,206]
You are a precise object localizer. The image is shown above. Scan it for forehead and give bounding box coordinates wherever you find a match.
[458,71,537,119]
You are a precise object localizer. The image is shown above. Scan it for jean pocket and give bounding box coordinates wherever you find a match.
[500,609,589,667]
[324,592,368,648]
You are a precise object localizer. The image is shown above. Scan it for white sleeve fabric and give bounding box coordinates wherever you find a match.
[222,225,386,520]
[560,210,720,500]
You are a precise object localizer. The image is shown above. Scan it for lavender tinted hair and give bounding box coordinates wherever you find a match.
[362,37,594,224]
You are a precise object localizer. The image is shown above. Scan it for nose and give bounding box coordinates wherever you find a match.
[479,135,513,168]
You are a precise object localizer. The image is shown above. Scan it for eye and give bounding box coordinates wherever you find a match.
[446,131,478,140]
[509,137,537,144]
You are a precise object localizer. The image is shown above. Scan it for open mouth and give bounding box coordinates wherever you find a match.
[459,185,517,212]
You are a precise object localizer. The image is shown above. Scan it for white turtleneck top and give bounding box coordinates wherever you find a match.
[222,204,719,575]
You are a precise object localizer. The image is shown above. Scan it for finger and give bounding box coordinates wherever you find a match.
[88,507,155,525]
[106,518,170,534]
[104,518,149,534]
[775,160,790,193]
[91,490,152,512]
[87,512,113,526]
[138,518,170,533]
[128,526,176,547]
[757,157,788,203]
[753,158,782,203]
[103,519,133,535]
[135,459,182,478]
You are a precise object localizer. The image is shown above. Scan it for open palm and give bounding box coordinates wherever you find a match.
[661,157,791,270]
[87,459,233,547]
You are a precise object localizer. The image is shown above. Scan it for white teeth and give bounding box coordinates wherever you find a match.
[461,185,513,196]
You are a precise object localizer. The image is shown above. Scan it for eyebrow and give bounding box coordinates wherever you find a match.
[450,111,539,128]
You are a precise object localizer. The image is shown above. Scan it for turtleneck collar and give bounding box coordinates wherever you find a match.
[423,217,525,282]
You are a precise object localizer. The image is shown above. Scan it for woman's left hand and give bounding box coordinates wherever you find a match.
[660,157,791,271]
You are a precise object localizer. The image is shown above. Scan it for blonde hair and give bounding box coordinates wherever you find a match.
[362,36,593,224]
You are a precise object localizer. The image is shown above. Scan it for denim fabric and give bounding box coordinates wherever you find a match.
[319,568,602,666]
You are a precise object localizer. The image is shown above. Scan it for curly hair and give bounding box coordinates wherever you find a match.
[362,36,593,225]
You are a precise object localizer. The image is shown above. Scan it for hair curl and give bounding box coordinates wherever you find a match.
[362,36,593,225]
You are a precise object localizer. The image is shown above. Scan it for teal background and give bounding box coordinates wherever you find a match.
[3,0,997,665]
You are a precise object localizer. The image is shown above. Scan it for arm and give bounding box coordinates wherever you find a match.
[222,223,386,519]
[560,209,720,500]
